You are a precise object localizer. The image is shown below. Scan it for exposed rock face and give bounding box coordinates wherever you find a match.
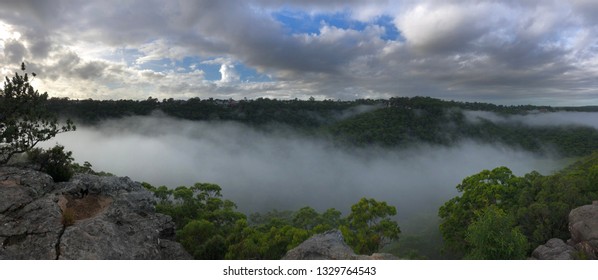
[568,202,598,259]
[0,166,191,260]
[282,230,398,260]
[531,238,576,260]
[533,201,598,260]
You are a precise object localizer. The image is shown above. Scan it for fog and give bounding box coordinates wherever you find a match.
[464,110,598,129]
[42,114,566,224]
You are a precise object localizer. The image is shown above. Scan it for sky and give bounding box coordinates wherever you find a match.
[1,0,598,105]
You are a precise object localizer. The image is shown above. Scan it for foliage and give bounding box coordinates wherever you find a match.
[438,166,524,254]
[69,161,114,177]
[143,182,246,259]
[340,198,401,255]
[27,145,74,182]
[0,63,75,164]
[42,95,598,156]
[179,219,228,259]
[465,206,528,260]
[144,182,400,259]
[439,152,598,258]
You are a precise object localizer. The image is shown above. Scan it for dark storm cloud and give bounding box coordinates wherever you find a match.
[3,39,26,64]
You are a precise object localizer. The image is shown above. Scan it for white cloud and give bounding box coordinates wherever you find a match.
[218,63,240,84]
[0,1,597,104]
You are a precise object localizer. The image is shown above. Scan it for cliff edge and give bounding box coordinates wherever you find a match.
[0,166,191,260]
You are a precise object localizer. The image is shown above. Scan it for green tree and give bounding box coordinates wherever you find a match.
[438,166,525,255]
[144,182,246,259]
[465,206,528,260]
[292,206,320,230]
[179,219,227,259]
[0,63,75,164]
[341,198,401,255]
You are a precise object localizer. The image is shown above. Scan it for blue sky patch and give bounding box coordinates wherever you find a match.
[272,10,402,41]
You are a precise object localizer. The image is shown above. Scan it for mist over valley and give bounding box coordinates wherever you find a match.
[43,113,570,224]
[5,0,598,262]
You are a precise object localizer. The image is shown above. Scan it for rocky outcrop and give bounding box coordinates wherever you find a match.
[568,202,598,259]
[282,230,398,260]
[532,201,598,260]
[0,166,191,260]
[531,238,576,260]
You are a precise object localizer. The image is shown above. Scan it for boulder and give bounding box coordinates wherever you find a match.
[0,166,191,259]
[282,230,398,260]
[282,230,356,260]
[532,201,598,260]
[531,238,576,260]
[568,202,598,259]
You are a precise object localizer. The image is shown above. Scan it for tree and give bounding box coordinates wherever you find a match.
[0,63,75,164]
[179,219,227,259]
[292,206,320,230]
[438,166,525,255]
[341,197,401,255]
[465,206,528,260]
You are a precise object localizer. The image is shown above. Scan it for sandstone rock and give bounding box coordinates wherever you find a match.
[531,238,576,260]
[282,230,398,260]
[0,166,191,260]
[568,202,598,259]
[569,203,598,244]
[282,230,356,260]
[533,201,598,260]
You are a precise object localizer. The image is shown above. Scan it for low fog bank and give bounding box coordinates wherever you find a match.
[43,115,566,222]
[464,110,598,129]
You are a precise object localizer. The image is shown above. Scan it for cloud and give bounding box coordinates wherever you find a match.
[396,2,495,53]
[219,63,240,84]
[0,1,598,104]
[3,39,26,64]
[43,115,566,221]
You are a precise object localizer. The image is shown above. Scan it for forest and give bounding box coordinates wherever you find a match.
[3,66,598,259]
[46,96,598,157]
[40,96,598,259]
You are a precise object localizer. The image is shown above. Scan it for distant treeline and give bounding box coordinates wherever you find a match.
[47,96,587,125]
[46,96,598,157]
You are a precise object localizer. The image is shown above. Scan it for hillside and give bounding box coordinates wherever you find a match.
[46,97,598,157]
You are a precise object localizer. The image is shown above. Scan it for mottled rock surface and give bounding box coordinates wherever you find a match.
[282,230,398,260]
[568,202,598,259]
[533,201,598,260]
[531,238,576,260]
[0,166,191,260]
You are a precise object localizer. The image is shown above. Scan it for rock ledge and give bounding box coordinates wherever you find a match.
[0,166,191,260]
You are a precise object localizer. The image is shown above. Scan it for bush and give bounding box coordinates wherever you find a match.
[28,145,74,182]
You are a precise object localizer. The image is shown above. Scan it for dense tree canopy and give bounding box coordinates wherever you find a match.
[439,152,598,258]
[44,96,598,157]
[143,182,401,259]
[465,206,528,260]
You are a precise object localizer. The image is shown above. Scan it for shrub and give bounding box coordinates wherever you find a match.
[28,145,74,182]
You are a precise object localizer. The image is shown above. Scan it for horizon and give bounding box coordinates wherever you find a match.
[1,1,598,106]
[46,94,598,108]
